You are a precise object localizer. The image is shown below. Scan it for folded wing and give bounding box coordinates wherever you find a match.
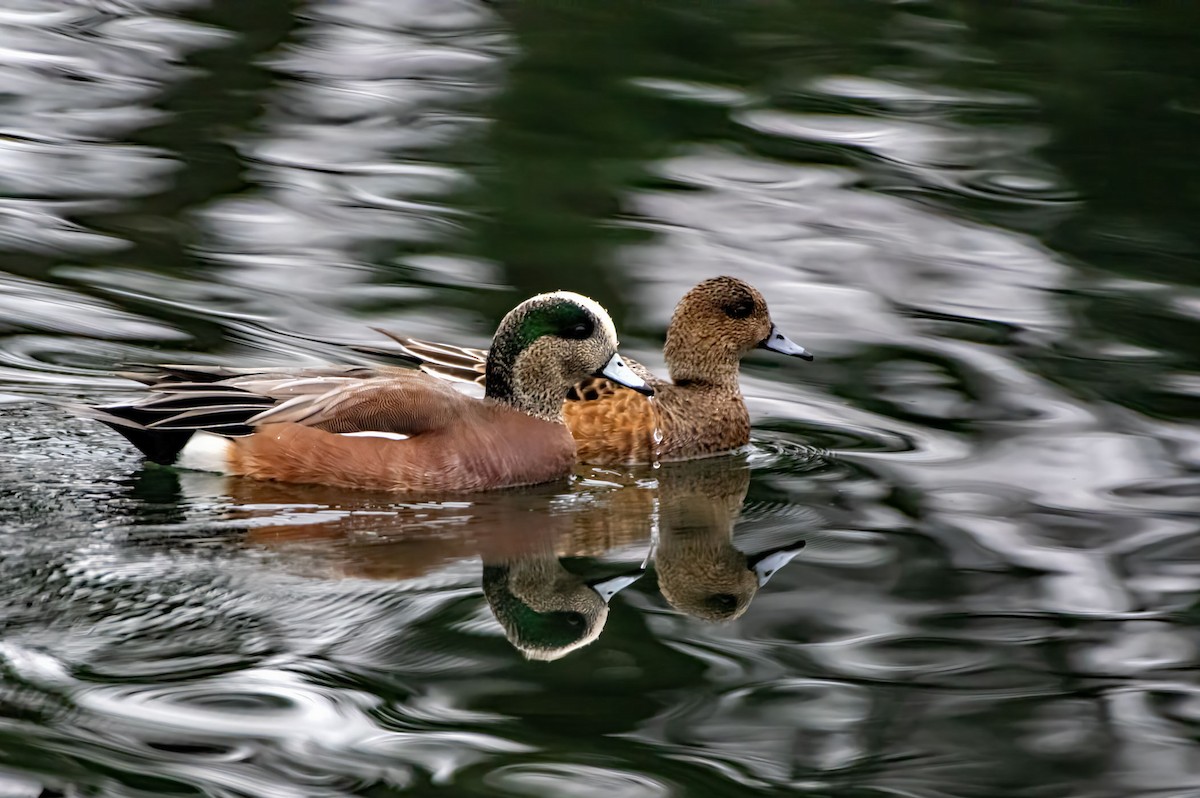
[87,365,471,463]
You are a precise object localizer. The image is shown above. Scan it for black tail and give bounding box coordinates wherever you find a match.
[90,405,196,466]
[85,376,274,465]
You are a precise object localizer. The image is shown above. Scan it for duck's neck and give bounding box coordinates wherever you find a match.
[663,331,742,390]
[485,354,565,424]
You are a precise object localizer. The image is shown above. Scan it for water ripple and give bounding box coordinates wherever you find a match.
[485,763,671,798]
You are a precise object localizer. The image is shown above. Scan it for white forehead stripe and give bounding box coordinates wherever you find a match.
[544,290,618,343]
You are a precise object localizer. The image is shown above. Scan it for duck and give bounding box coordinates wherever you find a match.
[366,276,813,465]
[85,291,652,492]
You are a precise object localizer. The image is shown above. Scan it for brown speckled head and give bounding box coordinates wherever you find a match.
[662,276,777,385]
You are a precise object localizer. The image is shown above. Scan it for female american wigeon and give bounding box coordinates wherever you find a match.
[369,276,813,465]
[87,292,652,492]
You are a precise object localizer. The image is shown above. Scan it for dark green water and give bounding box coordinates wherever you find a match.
[2,1,1200,795]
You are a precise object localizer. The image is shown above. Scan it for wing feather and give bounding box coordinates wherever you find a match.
[372,331,487,386]
[100,368,468,439]
[366,331,659,399]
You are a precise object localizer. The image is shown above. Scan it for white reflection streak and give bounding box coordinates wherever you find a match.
[0,2,226,253]
[195,0,508,337]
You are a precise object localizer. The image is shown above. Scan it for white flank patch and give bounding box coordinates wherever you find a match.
[177,431,234,474]
[338,431,410,441]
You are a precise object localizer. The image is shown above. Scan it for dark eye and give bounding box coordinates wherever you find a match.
[724,297,755,319]
[565,612,585,627]
[561,319,594,340]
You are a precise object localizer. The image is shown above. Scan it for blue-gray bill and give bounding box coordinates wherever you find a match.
[589,570,645,603]
[598,353,654,395]
[758,325,814,361]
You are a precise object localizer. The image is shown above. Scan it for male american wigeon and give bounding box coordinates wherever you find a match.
[370,276,813,465]
[87,292,652,492]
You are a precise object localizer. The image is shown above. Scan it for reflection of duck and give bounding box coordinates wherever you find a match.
[229,479,648,661]
[482,552,642,662]
[652,458,805,621]
[187,452,803,656]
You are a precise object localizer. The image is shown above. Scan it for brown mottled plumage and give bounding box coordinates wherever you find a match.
[381,276,813,465]
[86,292,652,492]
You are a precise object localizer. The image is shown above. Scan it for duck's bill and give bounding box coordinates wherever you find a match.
[589,569,645,603]
[758,325,814,361]
[749,541,806,587]
[598,353,654,396]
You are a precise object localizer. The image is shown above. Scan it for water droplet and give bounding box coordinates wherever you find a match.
[646,395,663,469]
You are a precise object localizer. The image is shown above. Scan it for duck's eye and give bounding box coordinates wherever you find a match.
[561,319,594,340]
[724,298,755,319]
[565,612,585,627]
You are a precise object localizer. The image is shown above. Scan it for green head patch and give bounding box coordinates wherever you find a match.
[484,291,614,406]
[508,602,589,650]
[508,298,597,351]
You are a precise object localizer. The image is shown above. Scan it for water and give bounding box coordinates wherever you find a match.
[2,0,1200,795]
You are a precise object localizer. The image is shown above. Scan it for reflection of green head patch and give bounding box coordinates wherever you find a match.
[509,602,588,650]
[511,299,596,350]
[482,566,589,652]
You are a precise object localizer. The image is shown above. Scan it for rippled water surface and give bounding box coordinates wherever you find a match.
[3,1,1200,795]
